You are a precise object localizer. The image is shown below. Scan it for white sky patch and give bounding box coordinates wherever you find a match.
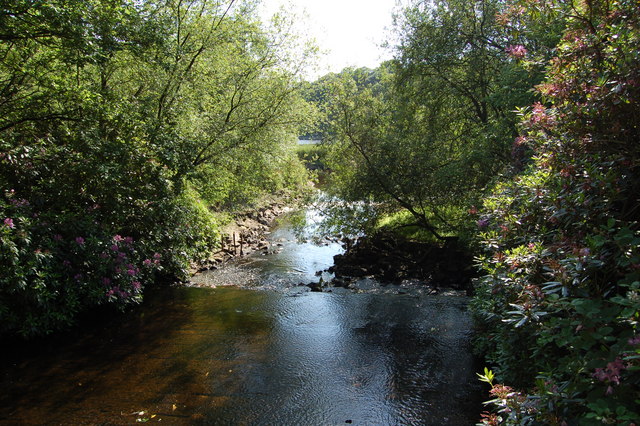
[258,0,400,79]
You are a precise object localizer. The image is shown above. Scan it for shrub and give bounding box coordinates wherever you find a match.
[472,1,640,423]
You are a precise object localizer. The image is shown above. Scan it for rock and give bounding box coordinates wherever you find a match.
[329,231,475,291]
[307,281,323,292]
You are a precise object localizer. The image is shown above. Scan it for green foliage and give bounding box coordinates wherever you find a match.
[472,1,640,423]
[319,0,543,240]
[0,0,315,337]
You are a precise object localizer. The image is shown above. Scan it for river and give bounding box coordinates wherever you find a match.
[0,206,483,425]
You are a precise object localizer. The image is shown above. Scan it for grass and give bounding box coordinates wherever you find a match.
[375,206,471,243]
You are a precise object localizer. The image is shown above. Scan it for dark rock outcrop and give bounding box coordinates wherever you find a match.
[329,232,475,291]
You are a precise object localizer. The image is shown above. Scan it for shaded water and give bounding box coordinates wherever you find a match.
[0,206,483,425]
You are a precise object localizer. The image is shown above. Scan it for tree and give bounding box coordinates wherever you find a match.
[323,0,542,240]
[0,0,315,337]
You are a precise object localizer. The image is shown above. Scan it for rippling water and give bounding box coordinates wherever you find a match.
[0,287,482,425]
[0,205,483,425]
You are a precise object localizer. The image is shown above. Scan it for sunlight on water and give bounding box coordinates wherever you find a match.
[0,203,482,425]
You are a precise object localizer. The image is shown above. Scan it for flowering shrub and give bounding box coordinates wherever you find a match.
[0,137,219,337]
[472,1,640,423]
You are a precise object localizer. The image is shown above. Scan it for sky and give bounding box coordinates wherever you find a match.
[258,0,400,79]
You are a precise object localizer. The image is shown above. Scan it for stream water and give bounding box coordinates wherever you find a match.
[0,207,483,425]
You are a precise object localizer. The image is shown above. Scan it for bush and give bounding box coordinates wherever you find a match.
[0,135,219,337]
[472,1,640,423]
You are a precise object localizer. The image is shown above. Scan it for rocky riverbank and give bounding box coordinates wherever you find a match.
[193,195,300,273]
[317,232,476,293]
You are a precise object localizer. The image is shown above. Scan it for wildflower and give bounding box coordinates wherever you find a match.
[593,358,626,385]
[468,206,478,215]
[143,259,152,266]
[153,253,162,259]
[113,235,124,242]
[127,269,136,276]
[110,244,119,251]
[132,281,141,290]
[53,234,63,241]
[506,44,527,59]
[75,237,85,245]
[628,335,640,346]
[490,384,514,399]
[4,218,14,229]
[124,236,133,244]
[477,218,489,228]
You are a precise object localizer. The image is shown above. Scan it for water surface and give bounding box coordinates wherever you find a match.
[0,205,483,425]
[0,287,482,425]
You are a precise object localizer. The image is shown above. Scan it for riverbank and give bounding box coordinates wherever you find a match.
[327,232,476,292]
[193,190,308,273]
[191,195,476,295]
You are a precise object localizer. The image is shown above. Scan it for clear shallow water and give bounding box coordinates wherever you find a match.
[0,205,483,425]
[0,287,482,425]
[191,206,344,290]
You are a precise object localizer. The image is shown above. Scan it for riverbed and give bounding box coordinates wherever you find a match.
[0,206,483,425]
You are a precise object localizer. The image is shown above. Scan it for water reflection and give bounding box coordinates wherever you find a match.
[0,287,481,425]
[192,206,343,289]
[1,202,482,425]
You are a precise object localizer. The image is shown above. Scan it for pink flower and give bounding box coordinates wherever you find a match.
[132,281,141,290]
[124,236,133,244]
[530,102,554,127]
[3,218,14,229]
[113,235,124,242]
[628,335,640,346]
[75,237,85,245]
[110,244,119,251]
[153,253,162,259]
[593,358,626,385]
[514,136,527,146]
[127,269,136,276]
[477,218,489,228]
[143,259,152,266]
[506,44,527,59]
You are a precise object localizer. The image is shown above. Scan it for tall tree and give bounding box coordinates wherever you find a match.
[324,0,542,239]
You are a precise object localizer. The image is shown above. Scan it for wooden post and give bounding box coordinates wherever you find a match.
[233,232,237,255]
[240,233,244,255]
